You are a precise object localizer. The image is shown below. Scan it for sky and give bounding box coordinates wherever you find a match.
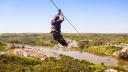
[0,0,128,33]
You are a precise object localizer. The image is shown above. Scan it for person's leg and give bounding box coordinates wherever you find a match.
[52,31,59,41]
[52,31,68,47]
[58,39,68,47]
[57,33,68,47]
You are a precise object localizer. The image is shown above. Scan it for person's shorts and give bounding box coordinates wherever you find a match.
[51,31,68,46]
[51,31,63,41]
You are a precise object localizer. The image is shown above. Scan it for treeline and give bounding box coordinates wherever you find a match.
[1,33,128,44]
[0,33,55,46]
[0,33,128,48]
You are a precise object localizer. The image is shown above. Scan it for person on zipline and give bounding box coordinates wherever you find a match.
[51,9,68,47]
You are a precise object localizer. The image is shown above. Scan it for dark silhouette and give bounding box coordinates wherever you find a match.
[51,9,68,47]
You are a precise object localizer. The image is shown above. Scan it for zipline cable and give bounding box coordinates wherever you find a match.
[50,0,79,33]
[50,0,59,10]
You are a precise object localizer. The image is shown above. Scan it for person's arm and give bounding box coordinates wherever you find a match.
[58,12,64,21]
[57,9,64,21]
[58,9,61,15]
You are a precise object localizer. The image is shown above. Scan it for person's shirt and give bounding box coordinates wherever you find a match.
[51,13,64,33]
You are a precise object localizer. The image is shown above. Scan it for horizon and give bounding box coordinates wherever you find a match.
[0,32,128,34]
[0,0,128,33]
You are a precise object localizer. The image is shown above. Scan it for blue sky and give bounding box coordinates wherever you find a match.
[0,0,128,33]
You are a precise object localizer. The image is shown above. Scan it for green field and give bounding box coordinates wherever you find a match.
[0,54,127,72]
